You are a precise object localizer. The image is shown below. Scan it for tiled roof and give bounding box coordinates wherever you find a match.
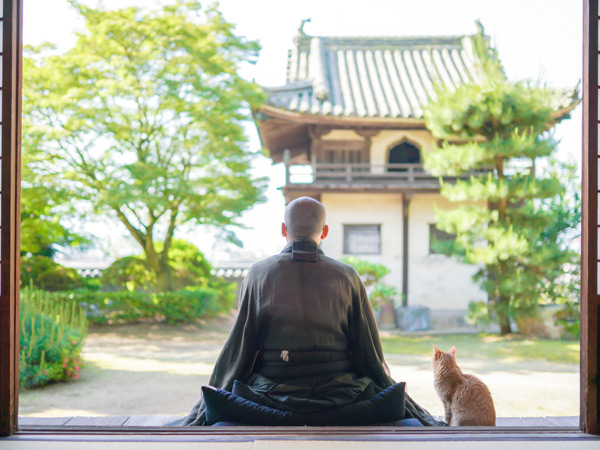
[263,35,480,119]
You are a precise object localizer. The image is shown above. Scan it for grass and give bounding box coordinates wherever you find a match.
[380,333,580,365]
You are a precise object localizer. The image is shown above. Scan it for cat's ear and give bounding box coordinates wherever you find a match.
[433,344,440,356]
[450,346,456,356]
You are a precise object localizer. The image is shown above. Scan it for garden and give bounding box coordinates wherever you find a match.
[18,0,581,424]
[20,238,236,390]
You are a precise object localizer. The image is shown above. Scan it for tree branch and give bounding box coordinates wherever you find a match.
[160,204,181,263]
[114,207,146,249]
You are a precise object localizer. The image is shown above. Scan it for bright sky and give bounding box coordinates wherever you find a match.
[24,0,583,264]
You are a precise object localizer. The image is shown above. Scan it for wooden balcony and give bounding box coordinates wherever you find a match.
[283,162,489,192]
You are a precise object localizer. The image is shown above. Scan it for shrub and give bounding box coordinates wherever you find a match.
[467,300,494,328]
[555,301,580,340]
[20,287,88,388]
[21,255,85,291]
[341,257,390,286]
[54,284,236,325]
[99,256,156,292]
[166,239,213,290]
[341,257,398,310]
[99,239,214,292]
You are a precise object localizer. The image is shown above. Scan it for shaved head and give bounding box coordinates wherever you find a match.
[284,197,326,240]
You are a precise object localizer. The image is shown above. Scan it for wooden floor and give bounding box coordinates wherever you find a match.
[17,415,580,428]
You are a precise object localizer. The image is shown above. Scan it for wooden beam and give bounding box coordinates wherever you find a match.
[582,0,599,435]
[401,193,411,307]
[259,105,428,129]
[0,0,23,437]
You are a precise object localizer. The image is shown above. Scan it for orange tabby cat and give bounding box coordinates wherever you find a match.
[432,345,496,426]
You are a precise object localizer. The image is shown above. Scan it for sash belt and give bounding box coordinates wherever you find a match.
[261,350,350,364]
[256,350,352,378]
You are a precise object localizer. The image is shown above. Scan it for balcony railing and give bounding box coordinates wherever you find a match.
[283,162,489,187]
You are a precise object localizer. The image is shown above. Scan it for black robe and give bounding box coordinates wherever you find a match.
[173,238,444,426]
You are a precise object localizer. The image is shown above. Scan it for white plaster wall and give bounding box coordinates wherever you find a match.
[320,193,404,290]
[320,192,486,311]
[409,194,487,309]
[370,130,437,168]
[321,129,363,140]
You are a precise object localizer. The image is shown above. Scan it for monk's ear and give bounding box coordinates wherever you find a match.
[281,222,287,238]
[320,224,329,240]
[433,345,440,357]
[450,346,456,356]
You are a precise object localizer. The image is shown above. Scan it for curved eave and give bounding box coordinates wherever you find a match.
[258,105,427,129]
[552,99,581,122]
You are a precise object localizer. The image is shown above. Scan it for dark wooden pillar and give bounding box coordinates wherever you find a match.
[283,149,290,185]
[582,0,600,435]
[401,193,412,307]
[0,0,23,437]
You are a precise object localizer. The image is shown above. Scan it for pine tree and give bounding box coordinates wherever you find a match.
[423,31,579,334]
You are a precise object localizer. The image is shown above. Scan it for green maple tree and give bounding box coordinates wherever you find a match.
[23,0,266,291]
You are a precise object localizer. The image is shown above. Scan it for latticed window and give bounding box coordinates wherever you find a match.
[343,225,381,254]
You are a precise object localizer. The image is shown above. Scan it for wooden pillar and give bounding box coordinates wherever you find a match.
[582,0,600,435]
[283,149,290,185]
[402,193,412,307]
[0,0,23,437]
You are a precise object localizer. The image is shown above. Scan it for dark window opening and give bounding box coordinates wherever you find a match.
[387,141,421,172]
[428,224,456,255]
[344,224,381,254]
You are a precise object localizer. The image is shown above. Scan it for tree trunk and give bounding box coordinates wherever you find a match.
[499,317,512,335]
[156,262,175,292]
[496,297,512,335]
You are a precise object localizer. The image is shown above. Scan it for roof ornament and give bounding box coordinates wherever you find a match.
[298,18,311,36]
[475,19,485,36]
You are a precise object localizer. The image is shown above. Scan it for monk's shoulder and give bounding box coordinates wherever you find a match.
[244,252,360,283]
[244,253,288,279]
[319,255,362,281]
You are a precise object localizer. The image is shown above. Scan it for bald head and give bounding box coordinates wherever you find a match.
[283,197,327,241]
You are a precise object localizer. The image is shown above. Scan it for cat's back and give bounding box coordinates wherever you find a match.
[451,373,496,426]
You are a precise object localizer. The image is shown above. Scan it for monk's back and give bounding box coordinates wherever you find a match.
[244,249,362,353]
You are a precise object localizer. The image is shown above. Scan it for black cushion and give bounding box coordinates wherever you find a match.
[202,381,405,426]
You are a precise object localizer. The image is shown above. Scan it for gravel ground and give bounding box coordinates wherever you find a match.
[18,312,579,419]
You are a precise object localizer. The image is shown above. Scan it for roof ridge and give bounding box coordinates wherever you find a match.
[296,34,471,42]
[275,33,480,119]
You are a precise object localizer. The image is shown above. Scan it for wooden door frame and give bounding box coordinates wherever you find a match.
[0,0,599,438]
[581,0,599,435]
[0,0,22,437]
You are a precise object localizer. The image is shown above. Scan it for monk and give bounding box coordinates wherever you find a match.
[173,197,443,426]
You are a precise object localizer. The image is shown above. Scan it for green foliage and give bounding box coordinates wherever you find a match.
[342,257,399,310]
[52,285,235,325]
[554,301,580,340]
[20,194,87,258]
[341,257,390,287]
[23,1,267,291]
[371,283,400,309]
[466,300,493,328]
[100,239,214,292]
[99,256,156,292]
[20,287,88,389]
[424,32,580,334]
[21,255,85,292]
[158,239,213,289]
[21,46,90,259]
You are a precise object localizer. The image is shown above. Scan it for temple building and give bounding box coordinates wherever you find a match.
[252,29,573,327]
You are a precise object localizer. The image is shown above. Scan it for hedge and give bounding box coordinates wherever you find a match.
[51,285,236,325]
